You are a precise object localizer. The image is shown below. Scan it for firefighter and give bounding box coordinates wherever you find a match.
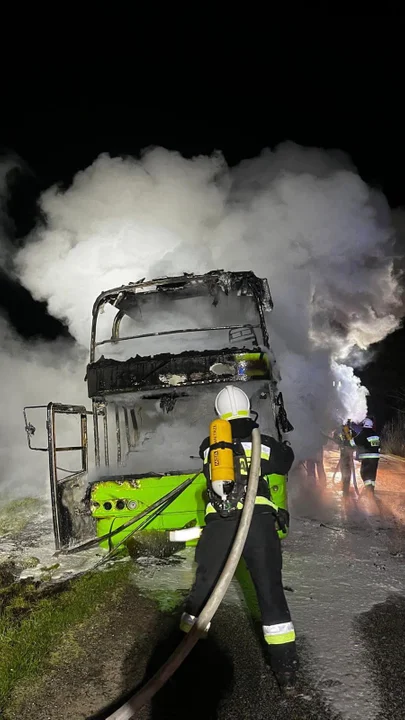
[333,420,354,496]
[350,417,381,493]
[180,386,298,689]
[305,429,327,488]
[305,449,327,487]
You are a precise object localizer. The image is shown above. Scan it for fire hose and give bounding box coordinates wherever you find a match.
[105,427,262,720]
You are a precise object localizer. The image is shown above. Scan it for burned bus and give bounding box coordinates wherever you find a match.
[23,270,293,554]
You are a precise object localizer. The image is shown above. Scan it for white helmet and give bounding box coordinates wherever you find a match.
[215,386,250,420]
[363,417,374,428]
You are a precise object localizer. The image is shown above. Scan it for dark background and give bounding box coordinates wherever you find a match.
[1,20,405,428]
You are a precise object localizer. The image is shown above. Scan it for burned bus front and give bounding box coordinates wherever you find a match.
[23,271,292,552]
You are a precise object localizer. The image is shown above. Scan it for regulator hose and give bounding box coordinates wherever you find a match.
[106,427,262,720]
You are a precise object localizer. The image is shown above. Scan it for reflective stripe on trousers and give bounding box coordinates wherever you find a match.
[180,616,296,646]
[363,479,376,487]
[263,621,296,645]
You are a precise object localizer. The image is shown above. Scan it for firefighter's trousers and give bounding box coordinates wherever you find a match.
[306,449,326,487]
[182,505,297,672]
[360,458,379,490]
[340,447,353,496]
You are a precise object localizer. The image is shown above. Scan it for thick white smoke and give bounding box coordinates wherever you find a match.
[0,163,85,501]
[0,317,86,499]
[1,143,402,487]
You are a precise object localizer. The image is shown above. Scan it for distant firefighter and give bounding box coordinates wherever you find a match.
[305,430,327,488]
[332,420,355,497]
[305,453,326,487]
[350,417,381,493]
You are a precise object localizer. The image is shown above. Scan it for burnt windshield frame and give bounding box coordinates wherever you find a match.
[89,273,271,363]
[95,323,260,350]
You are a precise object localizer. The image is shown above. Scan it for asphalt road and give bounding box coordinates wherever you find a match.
[115,586,405,720]
[4,450,405,720]
[355,593,405,720]
[132,608,342,720]
[108,452,405,720]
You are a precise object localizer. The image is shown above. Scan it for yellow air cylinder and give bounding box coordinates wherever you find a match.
[209,419,234,499]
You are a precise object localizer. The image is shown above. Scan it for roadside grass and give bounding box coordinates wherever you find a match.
[0,561,132,715]
[381,412,405,457]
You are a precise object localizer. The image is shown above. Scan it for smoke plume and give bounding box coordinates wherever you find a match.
[1,142,403,495]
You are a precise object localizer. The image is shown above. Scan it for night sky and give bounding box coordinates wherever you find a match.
[1,22,405,428]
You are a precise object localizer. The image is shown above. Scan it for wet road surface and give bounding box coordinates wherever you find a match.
[126,451,405,720]
[2,449,405,719]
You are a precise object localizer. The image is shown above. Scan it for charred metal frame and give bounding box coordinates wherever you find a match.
[87,271,276,469]
[95,324,261,351]
[47,403,89,550]
[92,400,109,468]
[89,270,273,363]
[23,403,89,550]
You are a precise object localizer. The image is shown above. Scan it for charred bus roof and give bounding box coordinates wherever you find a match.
[91,270,273,318]
[87,270,276,398]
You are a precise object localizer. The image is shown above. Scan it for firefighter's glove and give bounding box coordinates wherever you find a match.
[276,508,290,532]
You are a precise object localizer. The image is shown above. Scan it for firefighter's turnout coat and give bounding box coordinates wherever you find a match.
[181,417,297,673]
[350,426,381,489]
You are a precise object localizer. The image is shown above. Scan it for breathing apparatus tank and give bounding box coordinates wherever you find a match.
[209,418,235,499]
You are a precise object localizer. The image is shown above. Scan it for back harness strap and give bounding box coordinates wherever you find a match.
[205,438,280,520]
